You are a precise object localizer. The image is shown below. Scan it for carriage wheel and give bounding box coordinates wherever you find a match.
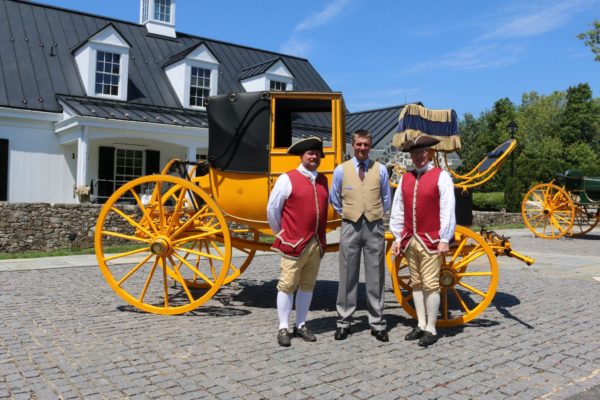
[94,175,231,315]
[569,204,600,237]
[387,226,499,327]
[182,227,260,288]
[521,183,575,239]
[161,185,259,288]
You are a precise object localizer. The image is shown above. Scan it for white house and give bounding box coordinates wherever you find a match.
[0,0,425,204]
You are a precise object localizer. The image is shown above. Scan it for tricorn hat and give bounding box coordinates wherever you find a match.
[401,134,440,152]
[287,137,325,158]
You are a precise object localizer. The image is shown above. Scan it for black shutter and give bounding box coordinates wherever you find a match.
[145,150,160,175]
[98,146,115,203]
[0,139,8,201]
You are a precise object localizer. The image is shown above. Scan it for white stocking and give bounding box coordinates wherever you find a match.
[277,291,293,330]
[412,289,427,330]
[294,290,313,328]
[424,291,440,335]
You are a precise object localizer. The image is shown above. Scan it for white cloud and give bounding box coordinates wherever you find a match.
[280,36,312,57]
[280,0,352,56]
[294,0,352,32]
[404,44,525,73]
[479,0,594,41]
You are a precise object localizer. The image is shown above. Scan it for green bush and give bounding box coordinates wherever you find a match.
[473,192,505,211]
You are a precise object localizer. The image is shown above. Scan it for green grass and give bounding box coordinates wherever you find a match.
[470,223,526,231]
[0,244,143,260]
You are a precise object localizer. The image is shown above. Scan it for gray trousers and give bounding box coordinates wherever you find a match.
[336,217,387,330]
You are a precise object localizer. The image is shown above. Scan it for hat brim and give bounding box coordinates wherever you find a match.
[287,137,325,158]
[401,135,440,152]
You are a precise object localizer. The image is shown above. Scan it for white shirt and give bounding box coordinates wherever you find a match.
[267,164,318,234]
[389,162,456,244]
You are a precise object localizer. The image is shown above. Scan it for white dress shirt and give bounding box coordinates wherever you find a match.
[267,164,318,234]
[389,162,456,244]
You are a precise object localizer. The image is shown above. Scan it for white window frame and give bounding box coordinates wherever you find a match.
[153,0,172,23]
[74,26,130,101]
[164,44,219,110]
[270,80,287,91]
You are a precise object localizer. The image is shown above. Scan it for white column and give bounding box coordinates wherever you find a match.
[76,127,89,187]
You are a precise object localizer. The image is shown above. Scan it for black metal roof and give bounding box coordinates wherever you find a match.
[57,94,208,127]
[0,0,331,116]
[346,105,407,147]
[237,57,281,80]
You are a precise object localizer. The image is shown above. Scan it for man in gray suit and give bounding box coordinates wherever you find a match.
[330,129,392,342]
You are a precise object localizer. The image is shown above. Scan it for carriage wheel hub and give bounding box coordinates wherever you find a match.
[440,269,456,287]
[150,237,171,256]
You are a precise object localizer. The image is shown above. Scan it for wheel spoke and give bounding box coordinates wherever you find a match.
[109,205,154,239]
[457,271,492,277]
[101,230,151,244]
[171,229,222,245]
[139,257,159,303]
[449,236,468,264]
[117,253,154,286]
[168,255,195,303]
[166,186,189,233]
[451,286,471,313]
[161,256,169,308]
[172,252,215,287]
[173,246,225,262]
[104,246,151,262]
[453,247,486,271]
[130,189,159,236]
[171,209,220,240]
[457,280,486,298]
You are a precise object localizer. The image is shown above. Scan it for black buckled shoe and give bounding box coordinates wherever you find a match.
[418,331,438,347]
[293,325,317,342]
[277,328,292,347]
[334,327,351,340]
[371,329,389,342]
[404,327,424,341]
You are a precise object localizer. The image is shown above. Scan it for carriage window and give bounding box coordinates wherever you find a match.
[273,98,333,149]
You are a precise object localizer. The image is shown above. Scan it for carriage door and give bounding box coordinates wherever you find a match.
[0,139,8,201]
[269,95,338,192]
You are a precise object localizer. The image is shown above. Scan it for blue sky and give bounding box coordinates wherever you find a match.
[41,0,599,118]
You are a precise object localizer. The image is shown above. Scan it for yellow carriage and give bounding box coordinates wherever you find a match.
[94,93,532,328]
[521,170,600,239]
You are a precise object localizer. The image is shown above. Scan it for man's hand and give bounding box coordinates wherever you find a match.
[437,242,449,256]
[391,240,401,256]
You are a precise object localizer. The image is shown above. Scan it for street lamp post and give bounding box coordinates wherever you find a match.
[508,121,518,178]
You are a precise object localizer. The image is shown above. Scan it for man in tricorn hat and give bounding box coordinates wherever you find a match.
[267,137,329,347]
[390,134,456,347]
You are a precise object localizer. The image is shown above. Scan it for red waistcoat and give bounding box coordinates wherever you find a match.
[400,168,442,252]
[272,169,329,258]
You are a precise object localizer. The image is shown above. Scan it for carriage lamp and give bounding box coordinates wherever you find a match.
[508,121,518,177]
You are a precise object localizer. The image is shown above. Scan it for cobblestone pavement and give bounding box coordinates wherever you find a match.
[1,229,600,399]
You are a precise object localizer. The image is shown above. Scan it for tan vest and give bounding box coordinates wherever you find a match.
[341,160,384,222]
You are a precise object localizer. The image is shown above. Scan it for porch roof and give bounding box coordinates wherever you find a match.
[57,95,208,128]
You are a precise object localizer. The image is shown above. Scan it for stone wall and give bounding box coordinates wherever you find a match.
[0,202,524,254]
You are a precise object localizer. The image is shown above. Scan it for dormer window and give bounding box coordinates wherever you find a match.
[95,51,121,96]
[163,42,219,110]
[73,24,131,101]
[239,58,294,93]
[140,0,176,38]
[270,80,287,91]
[190,67,211,107]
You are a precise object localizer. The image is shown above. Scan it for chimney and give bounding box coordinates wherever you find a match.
[140,0,176,38]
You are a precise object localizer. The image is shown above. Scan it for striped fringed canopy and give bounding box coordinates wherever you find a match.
[392,104,462,152]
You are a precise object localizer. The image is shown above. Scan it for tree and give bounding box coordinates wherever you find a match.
[558,83,600,152]
[577,20,600,62]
